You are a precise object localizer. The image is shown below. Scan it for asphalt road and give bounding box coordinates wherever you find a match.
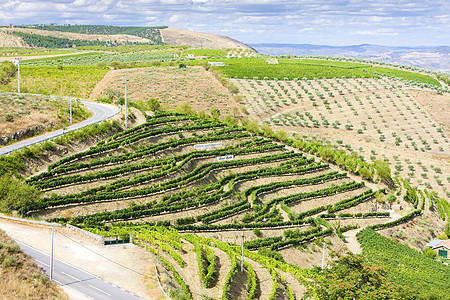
[16,241,142,300]
[0,100,119,156]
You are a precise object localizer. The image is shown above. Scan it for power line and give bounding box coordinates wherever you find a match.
[55,230,151,279]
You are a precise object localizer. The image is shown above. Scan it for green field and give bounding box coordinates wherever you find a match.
[0,65,108,98]
[22,50,179,66]
[195,57,441,86]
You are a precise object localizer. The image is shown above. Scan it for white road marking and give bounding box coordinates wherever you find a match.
[35,259,49,267]
[61,271,81,281]
[89,284,112,296]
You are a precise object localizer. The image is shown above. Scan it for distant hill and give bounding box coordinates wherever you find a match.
[0,25,252,50]
[160,27,252,50]
[251,43,450,73]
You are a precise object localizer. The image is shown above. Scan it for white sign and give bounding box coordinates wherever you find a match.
[194,142,222,150]
[217,155,234,161]
[13,60,20,66]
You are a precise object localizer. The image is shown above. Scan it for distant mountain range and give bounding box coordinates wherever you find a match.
[250,43,450,73]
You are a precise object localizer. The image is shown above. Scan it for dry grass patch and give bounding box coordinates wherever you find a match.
[0,228,68,300]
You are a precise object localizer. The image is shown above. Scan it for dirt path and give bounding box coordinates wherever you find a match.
[0,218,163,300]
[342,229,362,254]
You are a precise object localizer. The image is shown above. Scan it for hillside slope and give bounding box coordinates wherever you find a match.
[0,228,68,299]
[160,27,252,49]
[1,27,153,46]
[0,30,28,47]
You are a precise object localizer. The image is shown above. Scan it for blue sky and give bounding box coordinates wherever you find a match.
[1,0,449,47]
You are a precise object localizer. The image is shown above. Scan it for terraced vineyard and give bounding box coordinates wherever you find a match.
[23,111,428,299]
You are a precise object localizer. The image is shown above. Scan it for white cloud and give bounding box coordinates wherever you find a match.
[0,0,448,46]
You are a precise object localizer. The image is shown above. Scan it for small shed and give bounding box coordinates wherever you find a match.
[208,62,225,66]
[392,204,402,210]
[425,239,450,258]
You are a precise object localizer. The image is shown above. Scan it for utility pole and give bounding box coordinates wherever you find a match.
[60,81,72,125]
[241,230,244,272]
[50,227,54,281]
[14,58,21,93]
[321,242,326,269]
[124,76,128,128]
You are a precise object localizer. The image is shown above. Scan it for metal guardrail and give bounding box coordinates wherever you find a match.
[155,264,172,299]
[0,214,62,227]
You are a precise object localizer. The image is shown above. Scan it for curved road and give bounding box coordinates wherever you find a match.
[0,100,120,156]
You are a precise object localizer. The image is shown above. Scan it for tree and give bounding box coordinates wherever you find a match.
[358,166,373,181]
[260,124,274,138]
[96,61,107,69]
[176,102,195,115]
[387,192,396,203]
[374,159,393,186]
[210,106,220,120]
[423,247,437,259]
[224,115,238,127]
[0,61,17,84]
[0,175,41,215]
[104,89,123,103]
[275,129,288,141]
[445,222,450,237]
[305,251,413,299]
[147,98,160,111]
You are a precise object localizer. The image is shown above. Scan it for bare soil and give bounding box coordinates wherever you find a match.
[90,66,239,116]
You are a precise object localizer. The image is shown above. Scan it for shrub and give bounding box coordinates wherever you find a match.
[423,247,437,259]
[5,113,14,122]
[2,255,19,268]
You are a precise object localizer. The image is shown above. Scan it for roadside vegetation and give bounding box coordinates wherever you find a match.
[0,228,68,299]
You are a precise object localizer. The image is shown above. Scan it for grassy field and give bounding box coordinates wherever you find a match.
[0,65,108,98]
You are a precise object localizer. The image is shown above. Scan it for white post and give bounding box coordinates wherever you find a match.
[124,76,128,129]
[321,242,326,269]
[16,58,20,94]
[70,98,72,124]
[241,230,244,272]
[50,227,54,280]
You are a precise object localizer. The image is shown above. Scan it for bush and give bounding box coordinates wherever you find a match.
[2,255,19,268]
[423,247,437,259]
[444,222,450,237]
[437,232,449,240]
[5,113,14,122]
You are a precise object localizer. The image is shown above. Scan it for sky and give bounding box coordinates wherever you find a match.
[1,0,449,47]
